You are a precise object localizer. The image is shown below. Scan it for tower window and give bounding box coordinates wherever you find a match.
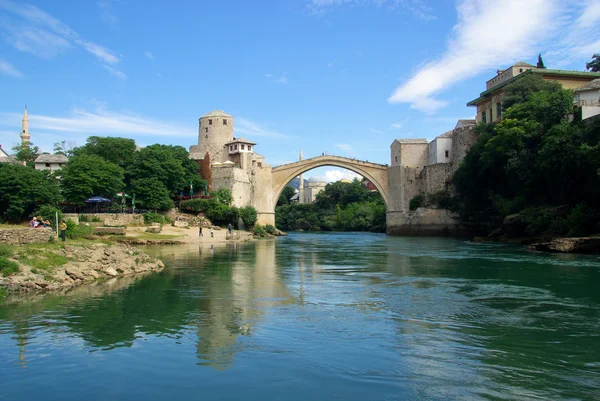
[395,156,398,163]
[241,144,245,150]
[209,119,212,125]
[205,127,208,133]
[445,150,449,158]
[223,119,228,125]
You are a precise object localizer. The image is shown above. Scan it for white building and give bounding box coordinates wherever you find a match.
[303,177,327,203]
[0,144,16,164]
[428,131,453,165]
[34,154,68,173]
[574,78,600,120]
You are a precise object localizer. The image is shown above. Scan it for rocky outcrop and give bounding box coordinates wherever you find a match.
[0,243,164,293]
[528,237,600,254]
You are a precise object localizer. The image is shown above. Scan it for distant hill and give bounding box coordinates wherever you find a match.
[287,177,308,190]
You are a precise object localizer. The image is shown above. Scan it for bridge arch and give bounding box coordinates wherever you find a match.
[270,155,389,210]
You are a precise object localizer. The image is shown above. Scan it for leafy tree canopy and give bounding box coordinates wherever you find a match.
[73,136,137,169]
[0,163,62,222]
[11,141,39,167]
[131,178,174,211]
[277,186,296,206]
[502,74,562,110]
[585,53,600,72]
[60,155,125,204]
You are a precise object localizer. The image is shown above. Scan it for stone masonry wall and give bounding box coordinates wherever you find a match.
[0,228,54,245]
[450,126,478,173]
[421,163,454,194]
[63,214,144,226]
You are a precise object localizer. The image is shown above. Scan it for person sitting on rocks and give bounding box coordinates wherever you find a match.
[29,216,37,228]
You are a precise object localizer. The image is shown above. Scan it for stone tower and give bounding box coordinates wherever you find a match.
[193,110,234,163]
[20,106,30,144]
[298,149,304,204]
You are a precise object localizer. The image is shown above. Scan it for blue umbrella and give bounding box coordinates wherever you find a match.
[86,196,112,203]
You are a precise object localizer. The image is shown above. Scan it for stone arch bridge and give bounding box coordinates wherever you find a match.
[271,155,390,207]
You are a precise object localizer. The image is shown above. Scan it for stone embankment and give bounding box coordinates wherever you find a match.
[0,228,54,245]
[1,243,164,293]
[528,237,600,254]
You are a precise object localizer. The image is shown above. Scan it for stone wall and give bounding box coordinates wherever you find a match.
[211,165,252,208]
[252,165,275,226]
[421,163,454,194]
[450,125,478,172]
[63,214,144,226]
[0,228,54,245]
[386,208,469,236]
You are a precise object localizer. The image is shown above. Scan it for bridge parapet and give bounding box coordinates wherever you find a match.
[272,155,388,172]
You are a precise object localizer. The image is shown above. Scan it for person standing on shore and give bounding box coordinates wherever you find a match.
[59,221,67,242]
[228,223,232,234]
[199,225,203,237]
[210,227,214,238]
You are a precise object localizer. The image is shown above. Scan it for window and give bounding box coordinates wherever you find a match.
[241,144,245,150]
[205,127,208,133]
[234,145,237,150]
[519,68,523,72]
[258,162,262,167]
[444,150,449,158]
[496,102,502,119]
[395,156,398,163]
[248,146,252,151]
[223,119,227,125]
[481,111,487,123]
[230,145,233,151]
[45,163,50,167]
[208,119,212,125]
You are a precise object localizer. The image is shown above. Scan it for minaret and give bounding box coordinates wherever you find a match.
[20,106,30,144]
[298,149,304,204]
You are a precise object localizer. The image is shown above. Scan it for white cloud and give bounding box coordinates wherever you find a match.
[0,0,122,76]
[236,118,288,139]
[0,58,24,78]
[0,106,195,141]
[307,168,362,183]
[102,65,127,80]
[390,118,409,129]
[97,0,118,25]
[145,51,154,60]
[336,143,353,152]
[388,0,559,112]
[265,72,288,84]
[369,128,385,134]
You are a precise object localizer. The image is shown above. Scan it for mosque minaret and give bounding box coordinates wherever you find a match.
[298,149,304,204]
[20,106,30,144]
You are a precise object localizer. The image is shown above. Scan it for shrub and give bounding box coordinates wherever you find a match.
[78,214,90,222]
[0,256,19,277]
[0,244,13,257]
[181,198,217,213]
[143,212,169,225]
[206,204,239,227]
[65,219,94,239]
[239,206,258,227]
[409,195,425,211]
[265,224,276,235]
[253,224,267,237]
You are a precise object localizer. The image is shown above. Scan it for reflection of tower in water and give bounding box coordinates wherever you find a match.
[195,240,295,370]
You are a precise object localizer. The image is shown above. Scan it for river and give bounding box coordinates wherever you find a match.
[1,233,599,400]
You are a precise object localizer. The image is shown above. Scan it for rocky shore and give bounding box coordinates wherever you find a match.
[0,242,164,293]
[528,237,600,254]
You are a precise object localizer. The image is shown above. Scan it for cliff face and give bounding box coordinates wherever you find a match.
[1,242,164,293]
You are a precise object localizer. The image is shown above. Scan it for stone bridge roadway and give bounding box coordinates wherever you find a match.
[271,155,389,207]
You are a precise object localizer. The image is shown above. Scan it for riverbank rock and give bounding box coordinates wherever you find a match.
[274,229,288,236]
[528,237,600,254]
[0,242,164,294]
[94,227,126,236]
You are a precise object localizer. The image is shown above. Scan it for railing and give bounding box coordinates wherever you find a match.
[574,99,600,107]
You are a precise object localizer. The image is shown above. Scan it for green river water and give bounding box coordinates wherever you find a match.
[0,232,599,400]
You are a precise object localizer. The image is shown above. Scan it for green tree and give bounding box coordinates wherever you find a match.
[131,178,174,211]
[277,186,296,206]
[0,163,62,222]
[11,141,39,167]
[53,140,77,157]
[73,136,137,169]
[60,155,125,204]
[585,53,600,72]
[211,188,233,206]
[501,74,562,110]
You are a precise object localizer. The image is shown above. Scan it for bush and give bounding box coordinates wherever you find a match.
[206,204,239,227]
[253,224,267,237]
[0,244,13,257]
[79,215,102,223]
[0,256,19,276]
[409,195,425,211]
[239,206,258,227]
[265,224,276,235]
[181,198,217,213]
[34,205,63,226]
[144,212,167,225]
[65,219,94,239]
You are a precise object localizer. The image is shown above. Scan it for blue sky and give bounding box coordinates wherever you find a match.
[0,0,598,180]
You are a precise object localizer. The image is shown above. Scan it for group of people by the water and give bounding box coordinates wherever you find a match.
[198,223,234,240]
[29,216,68,241]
